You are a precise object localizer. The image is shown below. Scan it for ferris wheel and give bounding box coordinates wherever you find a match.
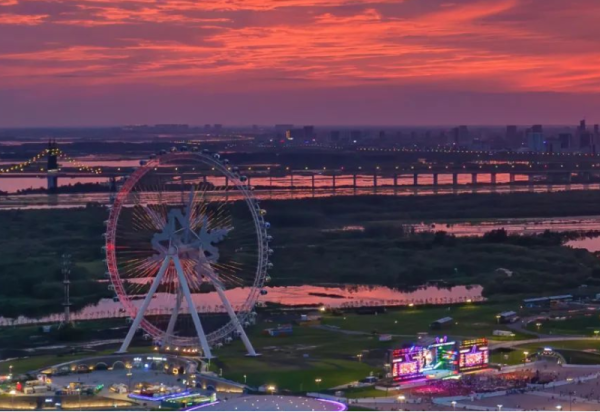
[104,150,272,358]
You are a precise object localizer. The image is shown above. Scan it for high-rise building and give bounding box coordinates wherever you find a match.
[576,119,595,151]
[506,125,519,148]
[451,125,469,147]
[558,133,572,151]
[303,126,315,140]
[350,130,362,143]
[526,125,544,152]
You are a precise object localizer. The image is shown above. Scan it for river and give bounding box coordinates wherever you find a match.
[0,284,483,326]
[3,183,600,210]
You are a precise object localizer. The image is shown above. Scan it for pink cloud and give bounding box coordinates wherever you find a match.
[2,0,600,126]
[0,12,46,24]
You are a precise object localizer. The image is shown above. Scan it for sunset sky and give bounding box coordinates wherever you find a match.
[1,0,600,126]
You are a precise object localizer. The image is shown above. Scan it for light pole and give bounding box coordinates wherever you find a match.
[243,374,247,384]
[77,377,82,411]
[497,404,503,411]
[397,395,406,404]
[556,405,562,411]
[451,401,457,410]
[126,367,133,393]
[267,385,276,395]
[594,330,599,339]
[315,378,322,390]
[569,391,575,411]
[523,351,529,366]
[357,353,363,363]
[9,364,13,380]
[496,315,501,324]
[9,389,15,408]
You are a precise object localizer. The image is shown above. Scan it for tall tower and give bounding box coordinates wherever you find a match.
[47,139,59,192]
[60,253,72,327]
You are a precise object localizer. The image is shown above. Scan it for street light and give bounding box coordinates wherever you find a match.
[451,401,457,410]
[9,389,15,407]
[594,331,599,339]
[497,405,503,411]
[569,391,575,411]
[315,378,322,390]
[126,367,133,393]
[556,406,562,411]
[357,354,363,362]
[243,374,247,384]
[523,351,529,365]
[267,385,276,395]
[536,322,542,330]
[397,395,406,404]
[496,315,501,324]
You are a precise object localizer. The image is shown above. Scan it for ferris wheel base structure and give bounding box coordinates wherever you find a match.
[115,247,258,359]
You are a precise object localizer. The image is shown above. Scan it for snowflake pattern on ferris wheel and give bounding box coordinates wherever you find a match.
[104,150,272,358]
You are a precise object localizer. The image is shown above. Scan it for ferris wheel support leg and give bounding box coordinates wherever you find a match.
[117,256,171,354]
[172,254,214,359]
[165,286,183,345]
[214,284,258,357]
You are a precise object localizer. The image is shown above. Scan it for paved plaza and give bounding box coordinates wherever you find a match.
[193,395,347,411]
[350,362,600,411]
[50,368,184,392]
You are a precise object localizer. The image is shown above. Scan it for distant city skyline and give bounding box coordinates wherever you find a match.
[1,0,600,126]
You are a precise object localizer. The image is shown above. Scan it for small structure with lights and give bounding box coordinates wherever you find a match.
[389,336,489,383]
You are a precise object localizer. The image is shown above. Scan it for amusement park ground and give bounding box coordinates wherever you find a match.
[4,301,600,411]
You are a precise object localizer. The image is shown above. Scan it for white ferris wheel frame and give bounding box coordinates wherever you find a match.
[104,151,270,358]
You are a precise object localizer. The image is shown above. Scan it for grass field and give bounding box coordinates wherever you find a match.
[558,349,600,365]
[208,324,388,392]
[525,316,600,336]
[334,386,391,399]
[321,302,534,341]
[491,339,600,365]
[0,318,128,350]
[0,346,152,375]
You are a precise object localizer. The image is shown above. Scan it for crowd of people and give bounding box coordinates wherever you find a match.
[409,370,552,398]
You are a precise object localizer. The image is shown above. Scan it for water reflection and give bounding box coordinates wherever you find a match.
[0,177,109,193]
[1,184,600,210]
[414,216,600,237]
[0,284,483,325]
[566,237,600,252]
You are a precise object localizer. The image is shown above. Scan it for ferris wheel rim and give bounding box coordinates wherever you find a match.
[104,151,269,346]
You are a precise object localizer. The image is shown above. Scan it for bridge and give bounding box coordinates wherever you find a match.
[2,141,600,193]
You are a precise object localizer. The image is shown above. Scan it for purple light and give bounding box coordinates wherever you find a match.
[317,398,348,411]
[185,401,220,411]
[128,389,192,401]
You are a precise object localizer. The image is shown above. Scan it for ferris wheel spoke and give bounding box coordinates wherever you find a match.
[141,204,167,231]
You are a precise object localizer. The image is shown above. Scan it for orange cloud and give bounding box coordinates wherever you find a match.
[0,12,46,24]
[2,0,600,95]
